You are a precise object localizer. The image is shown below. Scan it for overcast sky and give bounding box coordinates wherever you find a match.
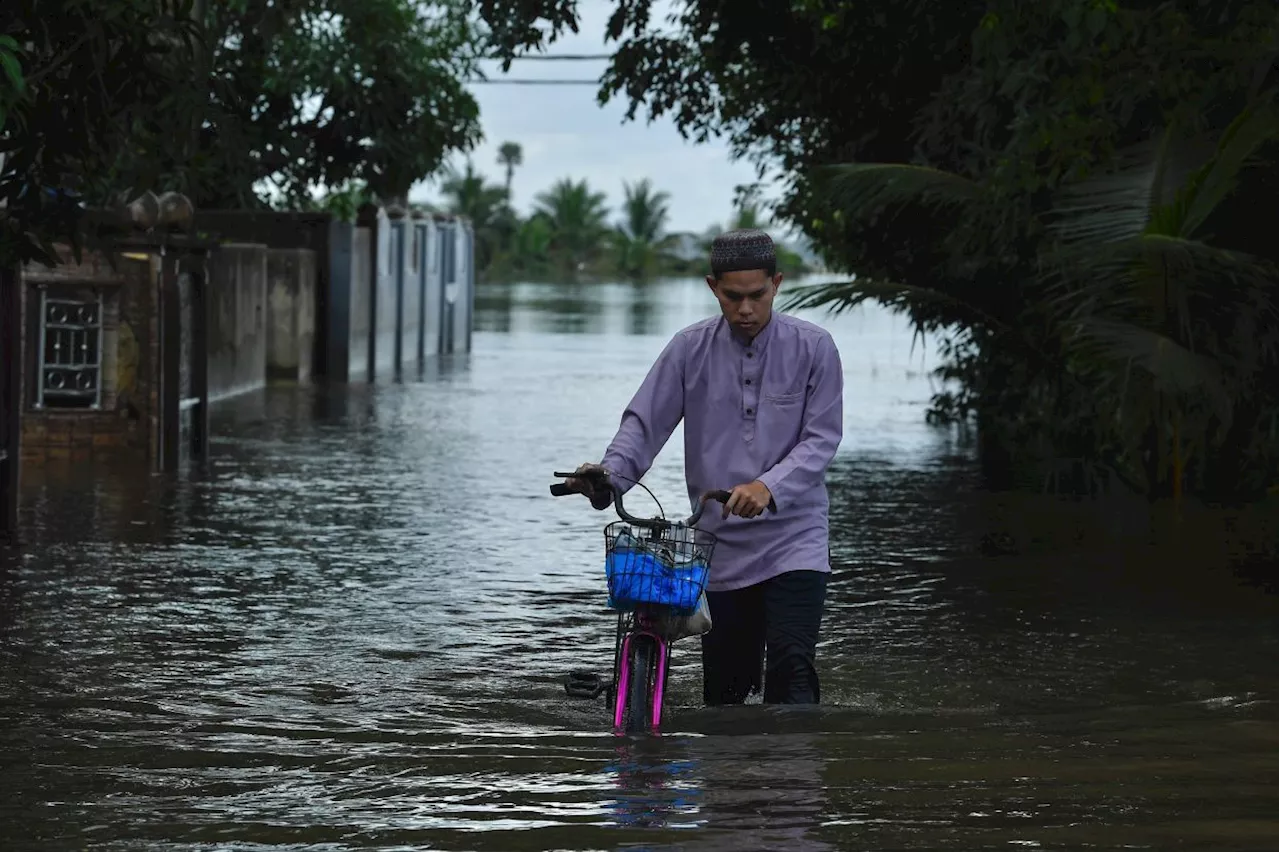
[409,1,781,236]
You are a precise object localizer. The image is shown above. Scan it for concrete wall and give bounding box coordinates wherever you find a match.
[396,220,423,371]
[193,210,335,376]
[437,218,457,353]
[455,222,474,354]
[372,208,397,378]
[349,227,372,381]
[436,218,474,355]
[232,208,471,387]
[159,208,473,391]
[266,248,316,382]
[326,221,354,381]
[207,243,268,402]
[422,219,442,357]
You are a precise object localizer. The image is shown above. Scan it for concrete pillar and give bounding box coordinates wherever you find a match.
[265,248,316,382]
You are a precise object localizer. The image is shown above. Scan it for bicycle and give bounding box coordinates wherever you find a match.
[550,468,729,733]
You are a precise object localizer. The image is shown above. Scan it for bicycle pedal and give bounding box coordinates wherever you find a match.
[564,671,606,699]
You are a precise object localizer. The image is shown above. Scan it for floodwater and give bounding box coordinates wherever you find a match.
[1,277,1275,851]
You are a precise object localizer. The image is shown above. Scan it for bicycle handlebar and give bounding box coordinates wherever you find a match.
[550,470,730,528]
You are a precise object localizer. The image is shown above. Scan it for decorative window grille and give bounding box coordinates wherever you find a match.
[36,290,103,409]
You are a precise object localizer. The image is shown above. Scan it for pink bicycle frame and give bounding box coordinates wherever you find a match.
[612,626,670,731]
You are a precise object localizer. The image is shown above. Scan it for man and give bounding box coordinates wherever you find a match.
[564,228,844,705]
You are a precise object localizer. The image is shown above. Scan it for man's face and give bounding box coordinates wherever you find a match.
[706,269,783,339]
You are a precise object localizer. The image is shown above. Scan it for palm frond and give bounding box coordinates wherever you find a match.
[1041,232,1276,297]
[811,163,982,220]
[783,277,1006,331]
[1071,318,1231,417]
[1179,94,1278,237]
[1044,135,1172,246]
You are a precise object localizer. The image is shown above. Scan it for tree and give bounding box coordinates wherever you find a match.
[612,179,676,279]
[480,0,1277,499]
[2,0,491,268]
[439,161,508,271]
[183,0,484,208]
[787,97,1278,499]
[507,212,553,275]
[497,141,523,199]
[533,178,610,273]
[1,0,203,266]
[480,0,984,273]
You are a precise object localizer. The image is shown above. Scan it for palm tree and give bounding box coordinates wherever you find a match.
[497,142,523,200]
[702,193,772,251]
[439,161,506,228]
[533,178,610,273]
[511,212,554,274]
[730,198,768,231]
[613,179,679,279]
[439,161,509,271]
[785,96,1278,500]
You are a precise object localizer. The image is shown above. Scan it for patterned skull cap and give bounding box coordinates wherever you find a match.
[710,228,776,276]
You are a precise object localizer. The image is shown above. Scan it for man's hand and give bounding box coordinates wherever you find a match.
[564,463,604,493]
[723,480,774,520]
[565,463,612,510]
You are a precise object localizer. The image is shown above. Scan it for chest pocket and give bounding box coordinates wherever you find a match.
[762,388,807,439]
[764,389,805,407]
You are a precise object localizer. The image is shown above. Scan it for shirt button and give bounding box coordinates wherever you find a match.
[746,408,754,415]
[744,379,752,385]
[746,352,754,358]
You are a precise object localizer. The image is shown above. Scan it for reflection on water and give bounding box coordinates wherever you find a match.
[1,277,1274,850]
[476,277,694,338]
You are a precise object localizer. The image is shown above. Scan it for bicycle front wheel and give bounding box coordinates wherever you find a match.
[624,634,656,733]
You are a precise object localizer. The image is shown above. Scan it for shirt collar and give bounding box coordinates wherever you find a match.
[725,313,779,351]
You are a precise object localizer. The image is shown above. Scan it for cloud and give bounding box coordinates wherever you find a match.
[409,0,782,235]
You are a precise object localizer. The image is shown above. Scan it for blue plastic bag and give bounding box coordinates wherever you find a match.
[605,546,709,614]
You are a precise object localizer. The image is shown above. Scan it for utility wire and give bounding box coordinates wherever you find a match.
[470,78,600,85]
[485,53,612,61]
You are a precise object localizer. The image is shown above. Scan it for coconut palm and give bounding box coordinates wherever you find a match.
[439,161,506,228]
[497,141,523,199]
[730,198,767,231]
[786,95,1278,500]
[439,161,508,271]
[613,179,679,279]
[533,178,610,273]
[508,212,554,274]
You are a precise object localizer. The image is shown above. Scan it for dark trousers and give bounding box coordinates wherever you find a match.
[700,569,828,705]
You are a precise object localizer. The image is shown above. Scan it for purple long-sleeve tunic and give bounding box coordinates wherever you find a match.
[600,312,844,591]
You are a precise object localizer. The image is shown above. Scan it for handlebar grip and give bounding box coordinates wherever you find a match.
[549,483,573,497]
[554,470,608,480]
[707,489,732,504]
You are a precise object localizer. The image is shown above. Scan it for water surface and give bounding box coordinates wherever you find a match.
[2,278,1274,851]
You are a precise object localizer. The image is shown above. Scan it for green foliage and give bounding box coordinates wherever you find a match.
[453,165,809,281]
[612,179,678,279]
[497,141,523,197]
[0,0,203,267]
[439,160,510,270]
[789,97,1278,499]
[1,0,486,267]
[311,181,374,222]
[533,178,611,274]
[480,0,1277,500]
[184,0,483,208]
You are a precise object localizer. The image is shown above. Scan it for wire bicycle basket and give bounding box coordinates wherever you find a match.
[603,521,717,615]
